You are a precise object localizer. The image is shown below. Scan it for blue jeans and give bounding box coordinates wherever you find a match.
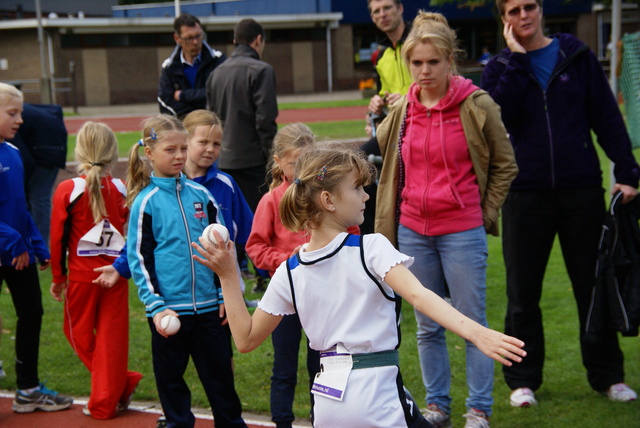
[398,224,494,416]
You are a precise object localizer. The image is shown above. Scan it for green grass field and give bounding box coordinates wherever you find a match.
[2,114,639,426]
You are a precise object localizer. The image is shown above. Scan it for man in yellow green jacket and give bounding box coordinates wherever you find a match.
[367,0,412,117]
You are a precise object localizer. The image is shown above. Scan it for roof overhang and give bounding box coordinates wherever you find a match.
[0,13,343,34]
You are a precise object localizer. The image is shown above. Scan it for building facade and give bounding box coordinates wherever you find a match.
[1,0,637,107]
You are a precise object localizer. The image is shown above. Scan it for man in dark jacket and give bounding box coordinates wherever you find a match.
[206,18,278,212]
[482,0,640,408]
[9,103,67,244]
[157,13,226,118]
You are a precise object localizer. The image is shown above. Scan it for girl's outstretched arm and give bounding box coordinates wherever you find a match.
[192,233,281,352]
[385,263,526,366]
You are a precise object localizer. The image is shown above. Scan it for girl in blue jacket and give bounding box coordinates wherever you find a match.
[0,82,73,413]
[126,114,246,428]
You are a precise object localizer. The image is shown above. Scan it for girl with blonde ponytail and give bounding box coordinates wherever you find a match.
[50,121,142,419]
[74,121,119,224]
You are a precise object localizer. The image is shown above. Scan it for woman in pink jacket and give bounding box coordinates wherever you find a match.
[374,11,517,428]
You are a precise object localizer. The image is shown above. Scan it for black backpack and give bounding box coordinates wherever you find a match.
[585,191,640,341]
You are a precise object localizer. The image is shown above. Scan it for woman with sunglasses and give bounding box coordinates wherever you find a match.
[482,0,639,409]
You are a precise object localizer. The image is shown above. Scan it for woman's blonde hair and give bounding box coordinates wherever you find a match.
[268,123,316,190]
[75,121,119,224]
[401,11,465,75]
[0,82,23,106]
[280,144,375,232]
[126,114,186,207]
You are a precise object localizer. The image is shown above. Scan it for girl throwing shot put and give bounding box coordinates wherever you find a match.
[193,145,527,428]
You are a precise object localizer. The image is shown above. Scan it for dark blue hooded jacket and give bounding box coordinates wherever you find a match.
[482,33,640,190]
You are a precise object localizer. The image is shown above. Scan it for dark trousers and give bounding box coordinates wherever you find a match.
[222,166,268,213]
[0,263,42,390]
[502,188,625,392]
[149,311,246,428]
[26,165,59,245]
[222,166,268,275]
[270,314,319,428]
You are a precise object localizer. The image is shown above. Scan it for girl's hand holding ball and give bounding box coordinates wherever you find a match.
[203,223,230,248]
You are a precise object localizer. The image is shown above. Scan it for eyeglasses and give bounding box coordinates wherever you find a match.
[506,3,538,17]
[179,33,204,43]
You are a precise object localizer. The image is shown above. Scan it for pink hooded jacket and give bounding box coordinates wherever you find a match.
[400,76,483,236]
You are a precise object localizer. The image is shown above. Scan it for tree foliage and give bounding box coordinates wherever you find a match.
[429,0,493,9]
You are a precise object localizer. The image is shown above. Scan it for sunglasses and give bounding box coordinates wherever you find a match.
[506,3,538,17]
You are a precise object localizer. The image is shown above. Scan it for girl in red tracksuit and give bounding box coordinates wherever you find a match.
[49,121,142,420]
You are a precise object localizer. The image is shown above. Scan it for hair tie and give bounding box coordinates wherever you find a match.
[137,139,144,147]
[316,165,327,181]
[89,162,104,167]
[150,128,157,140]
[293,178,302,186]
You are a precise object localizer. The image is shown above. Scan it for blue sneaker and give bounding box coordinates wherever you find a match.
[0,361,6,379]
[13,383,73,413]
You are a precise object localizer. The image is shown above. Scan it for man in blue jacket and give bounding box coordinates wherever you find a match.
[482,0,640,408]
[157,13,226,118]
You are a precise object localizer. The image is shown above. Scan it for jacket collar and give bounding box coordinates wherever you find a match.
[231,43,260,60]
[150,172,187,192]
[164,41,218,69]
[379,21,411,49]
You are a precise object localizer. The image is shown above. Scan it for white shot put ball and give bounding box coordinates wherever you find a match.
[160,314,181,335]
[203,223,230,248]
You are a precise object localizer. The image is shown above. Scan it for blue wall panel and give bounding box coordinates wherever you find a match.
[114,0,332,18]
[113,0,592,21]
[333,0,593,24]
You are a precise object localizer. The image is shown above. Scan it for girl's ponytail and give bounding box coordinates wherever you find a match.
[126,114,186,207]
[74,121,118,224]
[125,139,149,208]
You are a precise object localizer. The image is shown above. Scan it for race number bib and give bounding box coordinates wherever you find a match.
[311,344,353,401]
[77,219,125,257]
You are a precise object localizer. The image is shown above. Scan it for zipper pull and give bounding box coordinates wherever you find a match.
[427,109,431,118]
[176,178,182,191]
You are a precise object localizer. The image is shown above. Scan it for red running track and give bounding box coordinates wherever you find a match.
[0,393,289,428]
[64,105,368,134]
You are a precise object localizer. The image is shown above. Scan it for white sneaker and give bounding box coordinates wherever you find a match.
[510,387,537,407]
[606,383,637,402]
